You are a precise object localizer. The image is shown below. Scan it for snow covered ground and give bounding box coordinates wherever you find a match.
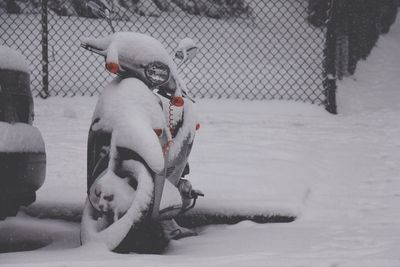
[1,14,400,267]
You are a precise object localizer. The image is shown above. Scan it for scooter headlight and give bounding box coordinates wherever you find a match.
[145,62,170,87]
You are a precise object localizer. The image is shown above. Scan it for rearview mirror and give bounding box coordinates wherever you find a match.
[175,38,198,66]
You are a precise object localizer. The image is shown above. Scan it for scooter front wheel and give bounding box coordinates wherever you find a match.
[80,161,168,253]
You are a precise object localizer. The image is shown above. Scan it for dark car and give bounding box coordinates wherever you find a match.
[0,46,46,220]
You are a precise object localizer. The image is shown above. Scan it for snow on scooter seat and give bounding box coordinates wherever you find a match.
[0,45,30,72]
[81,32,180,81]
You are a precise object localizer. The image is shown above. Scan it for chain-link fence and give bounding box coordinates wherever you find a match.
[13,0,400,114]
[1,0,332,105]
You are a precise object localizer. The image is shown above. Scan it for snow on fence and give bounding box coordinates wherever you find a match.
[3,0,395,113]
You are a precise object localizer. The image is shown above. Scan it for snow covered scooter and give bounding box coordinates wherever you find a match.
[80,0,203,254]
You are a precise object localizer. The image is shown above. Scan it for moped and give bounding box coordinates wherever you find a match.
[80,0,203,253]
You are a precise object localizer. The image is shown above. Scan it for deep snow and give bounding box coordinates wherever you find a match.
[1,14,400,267]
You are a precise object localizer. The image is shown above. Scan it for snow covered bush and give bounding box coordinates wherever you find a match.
[307,0,399,79]
[2,0,252,19]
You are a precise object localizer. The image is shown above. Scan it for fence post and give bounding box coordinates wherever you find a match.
[41,0,49,98]
[323,0,337,114]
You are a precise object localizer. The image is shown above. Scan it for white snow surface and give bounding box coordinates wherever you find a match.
[0,122,45,153]
[1,16,400,267]
[0,45,29,72]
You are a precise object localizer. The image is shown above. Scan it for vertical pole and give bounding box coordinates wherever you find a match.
[323,0,337,114]
[41,0,49,98]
